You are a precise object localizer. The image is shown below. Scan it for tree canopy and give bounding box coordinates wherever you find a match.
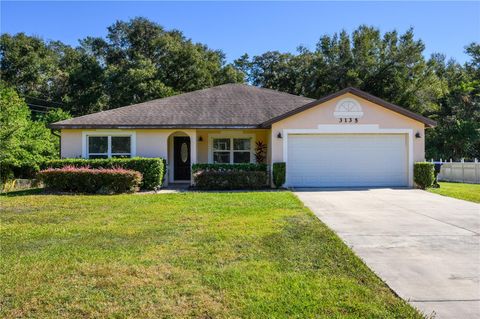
[1,17,243,116]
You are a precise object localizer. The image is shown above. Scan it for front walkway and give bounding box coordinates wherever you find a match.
[294,188,480,319]
[137,183,190,194]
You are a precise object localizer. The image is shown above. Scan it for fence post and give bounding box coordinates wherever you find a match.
[476,158,479,183]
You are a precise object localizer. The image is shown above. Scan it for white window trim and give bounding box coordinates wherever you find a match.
[208,132,255,164]
[82,131,136,159]
[281,125,414,188]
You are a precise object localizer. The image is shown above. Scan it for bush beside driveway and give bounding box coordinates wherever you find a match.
[0,192,421,318]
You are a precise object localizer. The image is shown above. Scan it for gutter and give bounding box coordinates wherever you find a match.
[48,124,263,130]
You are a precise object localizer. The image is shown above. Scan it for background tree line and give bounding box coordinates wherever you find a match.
[1,17,479,180]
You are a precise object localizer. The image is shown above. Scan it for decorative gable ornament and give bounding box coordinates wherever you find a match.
[334,98,364,119]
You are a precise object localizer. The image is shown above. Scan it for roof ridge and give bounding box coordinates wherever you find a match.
[226,82,315,100]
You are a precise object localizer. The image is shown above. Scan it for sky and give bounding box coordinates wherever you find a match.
[1,1,479,64]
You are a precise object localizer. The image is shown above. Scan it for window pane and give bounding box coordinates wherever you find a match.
[88,136,108,153]
[213,138,230,150]
[111,136,131,154]
[234,152,250,163]
[112,154,131,158]
[234,138,251,150]
[213,152,230,163]
[89,154,108,159]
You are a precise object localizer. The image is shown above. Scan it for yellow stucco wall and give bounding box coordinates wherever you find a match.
[60,128,269,164]
[196,129,268,163]
[60,129,83,158]
[270,93,426,163]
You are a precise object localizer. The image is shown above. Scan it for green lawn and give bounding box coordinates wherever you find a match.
[428,182,480,203]
[0,191,422,318]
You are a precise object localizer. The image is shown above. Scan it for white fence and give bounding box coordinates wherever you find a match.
[436,160,480,184]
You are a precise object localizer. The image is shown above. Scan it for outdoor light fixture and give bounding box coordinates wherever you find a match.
[277,132,282,139]
[198,136,203,142]
[415,132,421,139]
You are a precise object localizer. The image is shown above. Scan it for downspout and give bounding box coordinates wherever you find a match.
[51,130,61,158]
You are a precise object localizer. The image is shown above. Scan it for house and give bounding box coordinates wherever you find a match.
[51,84,436,188]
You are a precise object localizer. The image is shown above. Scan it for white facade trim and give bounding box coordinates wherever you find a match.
[334,97,364,119]
[316,124,380,132]
[282,126,414,188]
[81,130,136,158]
[207,132,255,164]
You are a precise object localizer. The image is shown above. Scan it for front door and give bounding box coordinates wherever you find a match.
[173,137,191,180]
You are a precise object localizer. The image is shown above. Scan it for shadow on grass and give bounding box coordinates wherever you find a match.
[0,188,44,197]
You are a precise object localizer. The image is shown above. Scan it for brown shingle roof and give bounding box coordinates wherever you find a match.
[50,84,314,129]
[50,84,435,129]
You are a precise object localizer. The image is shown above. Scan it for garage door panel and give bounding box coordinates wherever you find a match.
[287,134,407,187]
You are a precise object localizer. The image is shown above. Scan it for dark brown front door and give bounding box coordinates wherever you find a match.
[173,137,191,180]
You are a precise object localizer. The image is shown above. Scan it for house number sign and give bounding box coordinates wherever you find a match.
[334,98,363,123]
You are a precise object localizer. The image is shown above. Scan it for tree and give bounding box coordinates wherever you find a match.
[425,43,480,160]
[0,33,107,116]
[81,17,243,108]
[0,85,57,180]
[239,26,444,114]
[37,108,72,124]
[1,18,244,116]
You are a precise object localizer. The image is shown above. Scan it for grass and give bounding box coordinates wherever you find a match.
[0,192,422,318]
[428,182,480,203]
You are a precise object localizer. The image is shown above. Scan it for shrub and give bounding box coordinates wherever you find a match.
[192,163,267,173]
[192,164,268,190]
[254,141,267,163]
[37,166,142,194]
[193,170,268,190]
[414,162,435,189]
[42,157,165,190]
[272,162,286,188]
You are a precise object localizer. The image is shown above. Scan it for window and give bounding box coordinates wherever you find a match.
[212,137,252,164]
[87,135,131,158]
[88,136,108,158]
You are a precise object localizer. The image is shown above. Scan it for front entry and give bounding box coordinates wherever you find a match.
[173,136,191,180]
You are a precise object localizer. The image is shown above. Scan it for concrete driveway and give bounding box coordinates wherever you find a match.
[294,188,480,319]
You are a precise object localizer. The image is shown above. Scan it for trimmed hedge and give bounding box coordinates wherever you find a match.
[272,162,286,188]
[42,157,165,190]
[192,163,268,190]
[192,163,268,173]
[193,170,268,190]
[414,162,435,189]
[37,166,142,194]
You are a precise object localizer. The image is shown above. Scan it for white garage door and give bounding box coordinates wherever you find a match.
[286,134,408,187]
